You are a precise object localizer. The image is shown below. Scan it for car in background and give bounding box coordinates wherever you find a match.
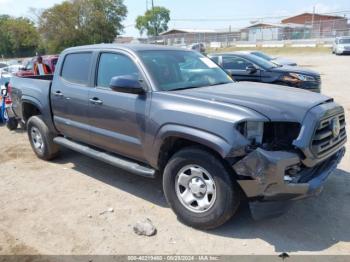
[238,51,297,66]
[208,52,321,92]
[332,36,350,55]
[0,62,8,69]
[16,55,59,77]
[0,64,22,79]
[189,43,206,54]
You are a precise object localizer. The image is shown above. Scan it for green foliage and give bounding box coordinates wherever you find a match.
[0,15,40,58]
[38,0,127,53]
[136,6,170,36]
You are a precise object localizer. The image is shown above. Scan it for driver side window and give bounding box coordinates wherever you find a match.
[97,53,140,88]
[222,56,253,70]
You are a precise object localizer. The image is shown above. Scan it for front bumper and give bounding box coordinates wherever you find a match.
[233,147,345,219]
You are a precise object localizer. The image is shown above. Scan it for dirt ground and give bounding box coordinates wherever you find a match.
[0,53,350,256]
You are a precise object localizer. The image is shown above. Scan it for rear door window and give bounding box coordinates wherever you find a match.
[61,53,92,85]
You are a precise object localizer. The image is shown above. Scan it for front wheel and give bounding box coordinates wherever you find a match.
[27,115,59,160]
[163,147,240,229]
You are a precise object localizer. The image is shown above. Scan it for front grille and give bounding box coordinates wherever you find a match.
[311,112,346,158]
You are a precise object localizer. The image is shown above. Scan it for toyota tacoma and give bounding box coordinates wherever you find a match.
[7,44,346,229]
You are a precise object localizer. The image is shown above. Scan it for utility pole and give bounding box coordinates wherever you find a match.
[311,6,315,38]
[151,0,158,36]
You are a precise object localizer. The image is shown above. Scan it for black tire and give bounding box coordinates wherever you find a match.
[163,147,240,230]
[27,115,59,160]
[6,117,18,131]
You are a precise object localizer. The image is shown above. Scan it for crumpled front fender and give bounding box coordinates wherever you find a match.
[233,147,345,201]
[233,148,307,199]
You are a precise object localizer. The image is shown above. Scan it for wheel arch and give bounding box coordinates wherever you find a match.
[21,99,42,122]
[153,124,233,171]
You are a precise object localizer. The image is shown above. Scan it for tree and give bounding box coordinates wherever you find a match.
[38,0,127,53]
[0,15,12,57]
[135,6,170,36]
[0,15,40,58]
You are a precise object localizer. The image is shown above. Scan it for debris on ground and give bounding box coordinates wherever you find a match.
[99,207,114,215]
[133,218,157,237]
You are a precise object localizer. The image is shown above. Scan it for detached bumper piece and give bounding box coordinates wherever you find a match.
[233,147,345,219]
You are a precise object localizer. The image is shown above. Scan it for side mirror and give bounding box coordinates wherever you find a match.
[109,75,144,94]
[1,84,8,96]
[246,65,258,74]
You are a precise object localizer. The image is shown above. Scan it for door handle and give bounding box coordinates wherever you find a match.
[89,98,103,105]
[54,91,64,97]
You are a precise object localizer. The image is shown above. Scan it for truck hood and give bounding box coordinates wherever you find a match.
[173,82,331,122]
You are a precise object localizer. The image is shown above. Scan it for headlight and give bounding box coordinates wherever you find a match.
[237,121,301,150]
[282,73,316,82]
[237,121,264,144]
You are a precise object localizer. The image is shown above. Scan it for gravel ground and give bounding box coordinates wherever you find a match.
[0,53,349,255]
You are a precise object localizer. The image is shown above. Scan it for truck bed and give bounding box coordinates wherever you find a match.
[10,75,54,125]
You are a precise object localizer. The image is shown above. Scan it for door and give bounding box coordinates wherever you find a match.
[88,52,149,161]
[221,56,261,82]
[51,52,93,143]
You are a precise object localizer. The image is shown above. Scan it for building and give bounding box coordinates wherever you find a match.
[158,28,241,46]
[281,13,349,37]
[242,22,310,42]
[114,36,147,44]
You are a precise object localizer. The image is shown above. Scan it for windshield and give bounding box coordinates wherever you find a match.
[138,50,233,91]
[251,51,273,61]
[339,38,350,44]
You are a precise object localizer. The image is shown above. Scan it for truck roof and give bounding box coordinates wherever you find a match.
[63,43,188,53]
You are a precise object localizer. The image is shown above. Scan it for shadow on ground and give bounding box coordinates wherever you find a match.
[53,148,167,207]
[53,148,350,253]
[211,168,350,252]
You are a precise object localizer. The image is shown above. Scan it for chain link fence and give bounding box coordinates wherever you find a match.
[144,18,350,48]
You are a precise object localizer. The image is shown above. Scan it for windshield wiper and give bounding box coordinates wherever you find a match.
[170,86,200,91]
[209,82,231,86]
[170,82,231,91]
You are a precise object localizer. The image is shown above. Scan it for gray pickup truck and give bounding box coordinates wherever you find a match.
[7,44,346,229]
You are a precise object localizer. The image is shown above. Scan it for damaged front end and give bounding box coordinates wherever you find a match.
[232,113,346,220]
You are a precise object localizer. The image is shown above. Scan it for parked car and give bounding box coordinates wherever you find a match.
[16,55,59,77]
[208,52,321,92]
[0,78,11,123]
[189,43,206,54]
[7,44,346,229]
[332,36,350,55]
[241,51,297,66]
[0,62,8,69]
[0,64,22,79]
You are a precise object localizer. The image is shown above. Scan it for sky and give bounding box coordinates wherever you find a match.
[0,0,349,36]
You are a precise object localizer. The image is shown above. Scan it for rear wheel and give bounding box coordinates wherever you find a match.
[163,147,240,229]
[27,116,59,160]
